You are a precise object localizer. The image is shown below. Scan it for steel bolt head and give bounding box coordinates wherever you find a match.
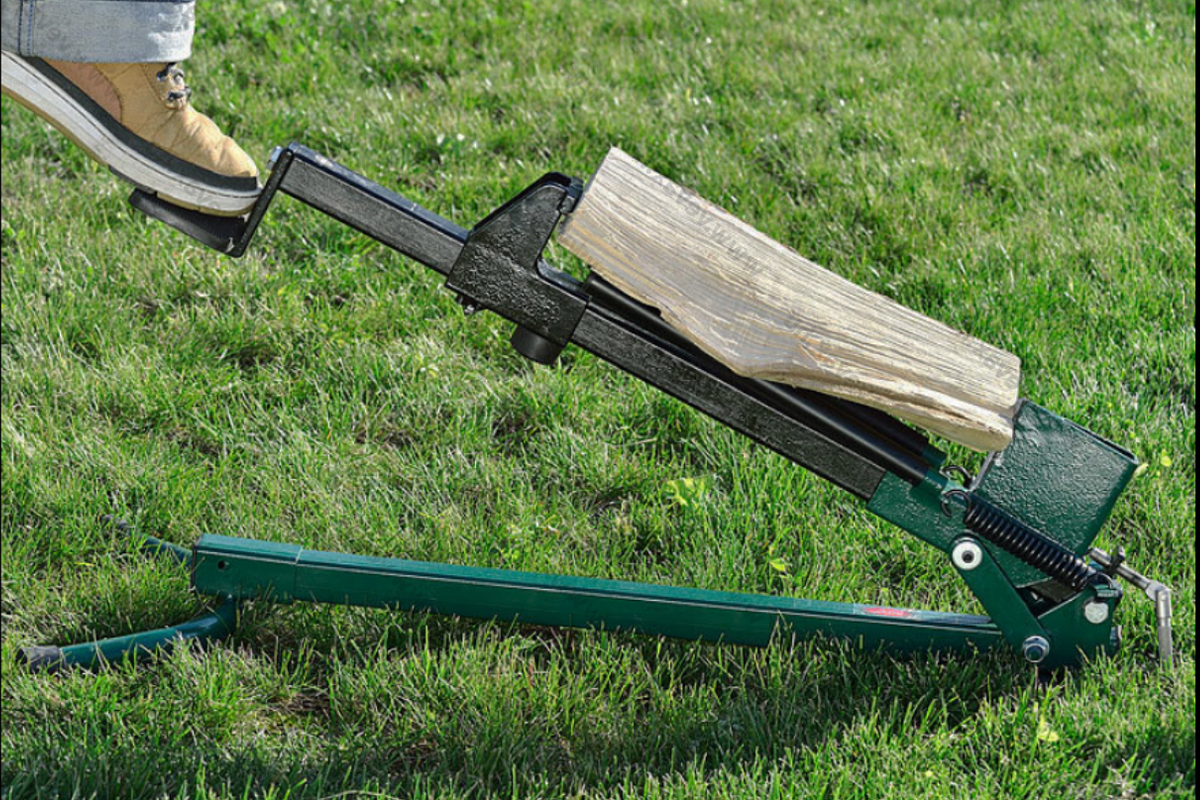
[1084,601,1111,625]
[1023,636,1051,665]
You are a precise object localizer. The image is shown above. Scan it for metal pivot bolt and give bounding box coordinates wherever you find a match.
[952,540,984,572]
[1022,635,1051,664]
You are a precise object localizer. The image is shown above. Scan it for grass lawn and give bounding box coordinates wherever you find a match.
[1,0,1195,797]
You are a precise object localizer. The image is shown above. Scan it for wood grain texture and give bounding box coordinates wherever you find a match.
[558,148,1021,452]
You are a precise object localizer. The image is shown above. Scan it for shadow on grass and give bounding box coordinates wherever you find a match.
[10,601,1186,799]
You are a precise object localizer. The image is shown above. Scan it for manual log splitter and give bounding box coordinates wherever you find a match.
[19,145,1175,672]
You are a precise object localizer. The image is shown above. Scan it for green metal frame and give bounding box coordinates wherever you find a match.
[18,598,239,672]
[191,534,1005,655]
[185,399,1130,670]
[21,399,1142,673]
[17,523,240,673]
[185,522,1119,668]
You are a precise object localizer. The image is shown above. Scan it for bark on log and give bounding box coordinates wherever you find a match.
[558,148,1021,452]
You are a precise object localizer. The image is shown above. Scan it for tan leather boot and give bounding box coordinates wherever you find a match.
[2,52,261,217]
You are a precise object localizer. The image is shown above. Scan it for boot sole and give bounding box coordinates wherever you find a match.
[1,51,261,218]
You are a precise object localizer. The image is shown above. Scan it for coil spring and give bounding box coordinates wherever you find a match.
[963,498,1099,592]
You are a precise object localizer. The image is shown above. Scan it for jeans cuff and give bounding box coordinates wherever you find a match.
[3,0,194,63]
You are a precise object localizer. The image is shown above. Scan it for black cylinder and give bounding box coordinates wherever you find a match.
[511,326,566,365]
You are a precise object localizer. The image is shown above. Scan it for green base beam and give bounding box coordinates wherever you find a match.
[193,534,1004,655]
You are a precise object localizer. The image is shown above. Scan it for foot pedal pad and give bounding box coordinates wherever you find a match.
[129,190,258,256]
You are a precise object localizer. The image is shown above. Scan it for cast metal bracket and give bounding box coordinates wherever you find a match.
[445,172,588,364]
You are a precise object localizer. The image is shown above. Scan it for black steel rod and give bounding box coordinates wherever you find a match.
[571,308,887,498]
[805,390,932,460]
[583,275,930,484]
[583,275,931,460]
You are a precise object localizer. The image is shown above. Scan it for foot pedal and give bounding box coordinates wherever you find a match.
[129,190,252,255]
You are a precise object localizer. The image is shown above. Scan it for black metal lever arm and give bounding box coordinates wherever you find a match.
[130,143,936,498]
[133,144,470,265]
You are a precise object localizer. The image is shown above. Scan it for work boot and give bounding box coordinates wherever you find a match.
[1,52,261,217]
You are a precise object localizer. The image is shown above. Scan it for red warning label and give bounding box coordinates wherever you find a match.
[863,606,915,619]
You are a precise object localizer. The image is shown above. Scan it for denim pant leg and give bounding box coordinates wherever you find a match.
[1,0,194,62]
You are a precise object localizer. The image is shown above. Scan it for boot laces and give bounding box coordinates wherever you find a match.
[156,63,194,107]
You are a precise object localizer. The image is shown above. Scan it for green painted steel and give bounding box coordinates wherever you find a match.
[192,534,1004,654]
[865,468,963,554]
[973,401,1139,588]
[867,403,1137,596]
[173,404,1129,668]
[1035,584,1123,668]
[19,598,238,672]
[853,462,1125,666]
[23,401,1133,671]
[950,536,1047,650]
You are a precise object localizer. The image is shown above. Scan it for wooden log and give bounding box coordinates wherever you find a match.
[558,148,1021,452]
